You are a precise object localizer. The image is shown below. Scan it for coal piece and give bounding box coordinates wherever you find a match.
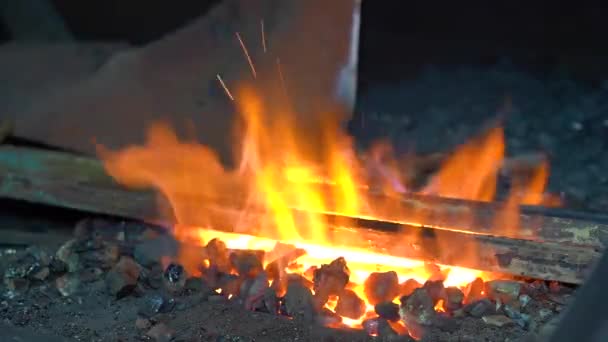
[399,278,422,297]
[316,307,342,326]
[464,299,495,318]
[313,257,350,297]
[335,289,366,320]
[423,280,446,304]
[205,238,231,274]
[465,277,485,303]
[400,288,435,326]
[263,287,278,314]
[445,286,464,311]
[362,317,401,338]
[138,294,176,318]
[106,256,141,298]
[364,271,400,305]
[229,250,264,278]
[163,263,187,294]
[375,302,400,322]
[485,280,521,304]
[284,282,315,322]
[241,271,269,310]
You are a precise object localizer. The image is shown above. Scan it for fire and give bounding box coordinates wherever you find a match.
[96,40,554,334]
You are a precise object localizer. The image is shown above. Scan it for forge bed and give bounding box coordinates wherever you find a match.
[2,64,608,342]
[0,207,570,342]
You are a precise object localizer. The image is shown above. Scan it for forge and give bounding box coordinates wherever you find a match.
[1,2,607,342]
[0,91,605,341]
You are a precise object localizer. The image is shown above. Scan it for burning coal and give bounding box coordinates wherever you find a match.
[94,27,558,339]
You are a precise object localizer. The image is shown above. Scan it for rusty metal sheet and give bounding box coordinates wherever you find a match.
[3,0,361,165]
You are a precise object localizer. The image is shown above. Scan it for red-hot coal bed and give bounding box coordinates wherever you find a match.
[93,62,563,340]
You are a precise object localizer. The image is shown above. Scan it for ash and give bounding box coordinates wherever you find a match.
[0,217,574,342]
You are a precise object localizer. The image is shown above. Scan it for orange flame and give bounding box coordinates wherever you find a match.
[97,82,553,330]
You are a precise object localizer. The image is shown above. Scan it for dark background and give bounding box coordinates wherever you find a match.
[1,1,606,87]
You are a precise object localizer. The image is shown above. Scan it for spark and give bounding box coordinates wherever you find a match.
[236,32,257,79]
[261,20,267,53]
[277,58,289,101]
[216,74,234,101]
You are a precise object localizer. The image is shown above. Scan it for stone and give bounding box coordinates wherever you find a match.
[400,288,435,326]
[375,301,400,322]
[482,315,514,327]
[106,256,140,298]
[284,282,315,322]
[503,305,531,329]
[464,299,495,318]
[146,323,174,342]
[485,280,521,304]
[364,271,400,305]
[335,289,366,320]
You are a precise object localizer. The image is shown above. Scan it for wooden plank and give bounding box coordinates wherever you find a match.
[0,145,603,283]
